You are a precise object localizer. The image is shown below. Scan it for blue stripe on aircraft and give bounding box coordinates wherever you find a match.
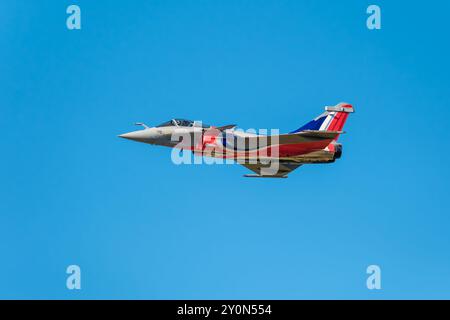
[290,115,327,133]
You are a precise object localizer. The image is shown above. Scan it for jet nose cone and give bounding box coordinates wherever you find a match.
[118,132,135,140]
[118,130,152,142]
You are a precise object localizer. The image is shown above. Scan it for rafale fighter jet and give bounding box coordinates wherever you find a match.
[119,103,354,178]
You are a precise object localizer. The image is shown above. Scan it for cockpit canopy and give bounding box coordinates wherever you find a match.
[156,119,210,128]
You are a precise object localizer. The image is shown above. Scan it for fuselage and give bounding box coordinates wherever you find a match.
[119,120,341,164]
[119,103,354,178]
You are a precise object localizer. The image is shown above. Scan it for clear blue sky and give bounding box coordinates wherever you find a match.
[1,0,450,299]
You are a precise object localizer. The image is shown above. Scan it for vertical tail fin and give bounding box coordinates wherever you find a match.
[291,103,354,134]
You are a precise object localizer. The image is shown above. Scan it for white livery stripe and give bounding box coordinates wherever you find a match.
[320,112,335,130]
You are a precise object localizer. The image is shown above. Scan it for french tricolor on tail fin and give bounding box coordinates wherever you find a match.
[291,103,355,136]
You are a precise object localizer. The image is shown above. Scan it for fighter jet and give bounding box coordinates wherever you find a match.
[119,103,354,178]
